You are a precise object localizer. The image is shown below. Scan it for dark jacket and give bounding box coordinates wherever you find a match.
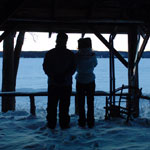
[43,45,76,86]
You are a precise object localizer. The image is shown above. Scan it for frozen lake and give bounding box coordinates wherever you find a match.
[0,57,150,94]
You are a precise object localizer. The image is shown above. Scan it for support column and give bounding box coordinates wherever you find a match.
[109,34,116,105]
[128,25,140,117]
[14,31,25,87]
[2,32,16,112]
[1,31,25,112]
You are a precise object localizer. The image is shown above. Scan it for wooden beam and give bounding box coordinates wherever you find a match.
[0,26,16,43]
[2,32,16,112]
[0,30,12,43]
[109,32,117,105]
[139,26,146,39]
[90,26,128,68]
[0,0,25,27]
[128,26,140,117]
[8,18,144,24]
[86,0,105,18]
[0,91,127,97]
[136,34,150,64]
[133,33,140,65]
[30,96,36,116]
[128,26,139,84]
[48,0,56,18]
[119,0,136,19]
[14,31,25,87]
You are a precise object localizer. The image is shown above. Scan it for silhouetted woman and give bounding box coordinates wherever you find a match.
[75,38,97,128]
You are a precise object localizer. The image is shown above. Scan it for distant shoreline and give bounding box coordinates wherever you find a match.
[1,50,150,58]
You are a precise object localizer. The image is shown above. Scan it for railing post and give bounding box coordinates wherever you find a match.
[75,94,79,115]
[29,95,36,116]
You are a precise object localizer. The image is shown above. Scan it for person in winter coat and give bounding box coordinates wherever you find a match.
[43,33,76,129]
[75,37,98,128]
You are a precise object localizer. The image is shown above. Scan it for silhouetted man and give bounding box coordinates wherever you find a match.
[43,33,76,129]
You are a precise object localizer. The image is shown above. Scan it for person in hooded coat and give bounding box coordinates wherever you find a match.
[43,33,76,129]
[75,37,98,128]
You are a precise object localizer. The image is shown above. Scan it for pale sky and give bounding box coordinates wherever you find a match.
[0,32,150,51]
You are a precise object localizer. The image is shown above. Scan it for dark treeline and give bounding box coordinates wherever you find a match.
[1,50,150,58]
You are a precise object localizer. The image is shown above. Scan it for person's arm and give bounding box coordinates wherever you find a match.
[43,53,54,77]
[43,53,49,75]
[70,54,77,75]
[65,53,77,76]
[92,53,98,67]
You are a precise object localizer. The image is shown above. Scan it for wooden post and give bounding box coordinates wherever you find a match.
[1,31,25,112]
[30,96,36,116]
[128,25,140,117]
[109,33,116,105]
[75,94,79,115]
[14,31,25,87]
[2,32,16,112]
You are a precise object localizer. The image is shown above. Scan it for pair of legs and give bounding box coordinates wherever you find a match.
[47,85,71,129]
[76,81,95,128]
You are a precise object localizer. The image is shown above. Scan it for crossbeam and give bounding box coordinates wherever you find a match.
[90,26,128,68]
[0,0,25,27]
[0,29,15,43]
[0,91,128,97]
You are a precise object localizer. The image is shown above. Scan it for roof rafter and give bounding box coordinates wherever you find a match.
[0,0,25,27]
[86,0,101,18]
[48,0,56,19]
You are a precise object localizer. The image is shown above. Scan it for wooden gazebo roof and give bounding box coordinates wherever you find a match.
[1,0,150,33]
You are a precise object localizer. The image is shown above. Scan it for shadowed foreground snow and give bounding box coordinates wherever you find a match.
[0,97,150,150]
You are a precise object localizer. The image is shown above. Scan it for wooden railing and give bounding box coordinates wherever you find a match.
[0,90,148,116]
